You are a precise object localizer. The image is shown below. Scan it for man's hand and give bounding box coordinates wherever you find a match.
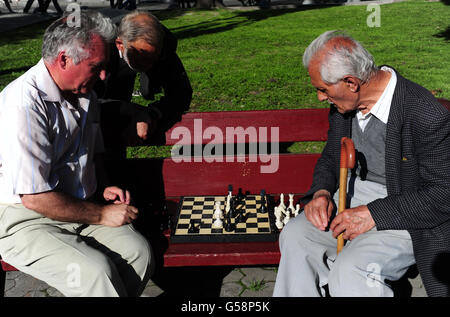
[20,190,137,227]
[304,189,334,231]
[329,205,375,240]
[103,186,131,205]
[136,118,157,141]
[99,203,139,227]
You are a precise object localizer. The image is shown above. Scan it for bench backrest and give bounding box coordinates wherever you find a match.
[157,108,329,197]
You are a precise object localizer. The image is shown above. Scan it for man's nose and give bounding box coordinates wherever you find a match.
[317,90,328,102]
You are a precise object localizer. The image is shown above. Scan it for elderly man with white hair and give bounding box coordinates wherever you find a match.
[273,30,450,297]
[0,11,153,297]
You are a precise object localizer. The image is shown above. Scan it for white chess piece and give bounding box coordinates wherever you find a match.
[213,216,223,228]
[283,210,291,225]
[294,204,300,217]
[288,194,295,214]
[277,194,287,218]
[275,206,284,230]
[214,201,223,218]
[225,194,231,213]
[274,206,282,220]
[278,194,286,210]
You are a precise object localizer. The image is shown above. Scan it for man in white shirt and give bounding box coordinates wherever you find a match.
[0,11,153,297]
[273,30,450,296]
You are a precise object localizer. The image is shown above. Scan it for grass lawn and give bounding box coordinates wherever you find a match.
[0,0,448,156]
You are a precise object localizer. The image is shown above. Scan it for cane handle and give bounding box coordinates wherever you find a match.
[337,137,355,254]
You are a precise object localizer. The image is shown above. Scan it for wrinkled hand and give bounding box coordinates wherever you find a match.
[100,203,138,227]
[304,190,334,231]
[330,205,375,240]
[103,186,131,205]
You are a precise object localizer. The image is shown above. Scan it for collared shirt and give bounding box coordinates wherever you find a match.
[0,59,103,204]
[356,66,397,131]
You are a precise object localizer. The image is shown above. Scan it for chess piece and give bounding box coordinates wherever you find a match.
[236,187,245,202]
[225,194,231,213]
[228,184,233,197]
[287,194,295,214]
[275,206,284,230]
[188,220,200,233]
[224,213,234,232]
[213,215,223,228]
[283,209,291,225]
[235,212,243,224]
[229,197,236,218]
[294,204,300,217]
[214,201,223,218]
[258,189,267,213]
[278,193,286,211]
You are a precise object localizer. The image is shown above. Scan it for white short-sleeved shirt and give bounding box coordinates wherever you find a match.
[0,59,103,204]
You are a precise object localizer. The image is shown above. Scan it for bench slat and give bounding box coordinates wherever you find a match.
[164,242,280,267]
[160,153,320,197]
[165,108,329,145]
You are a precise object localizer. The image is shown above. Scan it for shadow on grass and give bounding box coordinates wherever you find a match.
[434,26,450,41]
[0,14,55,35]
[155,5,342,40]
[0,19,53,44]
[0,65,33,75]
[434,0,450,41]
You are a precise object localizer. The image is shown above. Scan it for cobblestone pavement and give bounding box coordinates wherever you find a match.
[5,265,427,297]
[4,266,279,297]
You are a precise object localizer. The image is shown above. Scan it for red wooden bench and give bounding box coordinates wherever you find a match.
[158,107,329,266]
[1,98,449,295]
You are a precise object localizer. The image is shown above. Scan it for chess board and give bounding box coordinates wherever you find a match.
[170,194,279,243]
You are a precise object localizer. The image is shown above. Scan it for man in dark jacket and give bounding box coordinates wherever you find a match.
[273,30,450,297]
[95,11,192,154]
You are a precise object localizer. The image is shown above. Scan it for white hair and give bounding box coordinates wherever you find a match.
[303,30,378,84]
[117,11,164,49]
[42,10,116,64]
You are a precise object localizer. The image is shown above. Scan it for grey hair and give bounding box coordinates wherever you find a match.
[117,11,164,49]
[302,30,378,84]
[42,10,116,64]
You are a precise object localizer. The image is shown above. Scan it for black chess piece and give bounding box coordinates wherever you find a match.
[224,211,235,232]
[236,187,245,202]
[228,197,237,218]
[188,220,200,233]
[258,189,268,213]
[235,211,247,224]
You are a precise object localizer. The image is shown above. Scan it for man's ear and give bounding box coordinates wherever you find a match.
[343,76,360,93]
[56,51,69,70]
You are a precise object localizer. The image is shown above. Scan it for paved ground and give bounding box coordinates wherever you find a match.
[2,264,428,297]
[0,0,426,299]
[4,266,279,297]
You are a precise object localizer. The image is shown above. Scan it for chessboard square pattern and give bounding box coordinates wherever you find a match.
[173,195,274,238]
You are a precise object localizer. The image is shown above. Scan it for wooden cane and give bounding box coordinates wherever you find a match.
[337,137,355,254]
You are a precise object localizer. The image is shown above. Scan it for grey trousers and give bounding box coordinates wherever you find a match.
[273,177,415,297]
[0,203,154,297]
